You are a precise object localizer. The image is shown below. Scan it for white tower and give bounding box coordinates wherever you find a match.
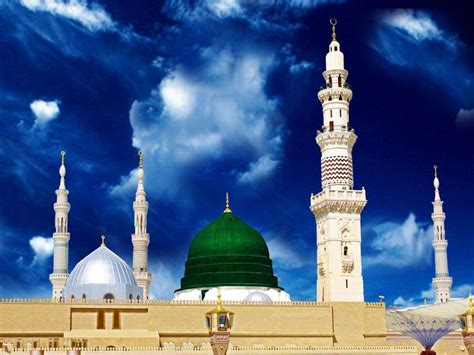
[310,19,366,302]
[132,152,152,299]
[49,151,71,300]
[432,165,452,304]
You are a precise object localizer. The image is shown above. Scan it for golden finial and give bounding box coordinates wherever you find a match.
[216,288,223,312]
[223,192,232,213]
[433,165,438,178]
[61,150,65,165]
[330,18,337,41]
[101,235,106,246]
[139,151,144,169]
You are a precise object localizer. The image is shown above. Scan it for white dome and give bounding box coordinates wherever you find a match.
[64,242,143,300]
[67,244,137,287]
[244,291,272,303]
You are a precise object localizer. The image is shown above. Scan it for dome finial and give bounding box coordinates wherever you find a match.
[224,192,232,213]
[61,150,65,166]
[434,164,438,178]
[330,18,337,41]
[216,288,223,311]
[101,235,106,246]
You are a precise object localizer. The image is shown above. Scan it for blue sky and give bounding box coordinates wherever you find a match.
[0,0,472,305]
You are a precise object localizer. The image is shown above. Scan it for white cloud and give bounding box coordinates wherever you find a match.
[393,296,417,307]
[379,10,442,42]
[289,60,314,73]
[149,262,181,300]
[164,0,345,24]
[111,45,284,198]
[456,108,474,127]
[19,0,115,31]
[30,99,60,126]
[452,284,474,298]
[393,283,473,307]
[238,155,279,184]
[29,236,54,262]
[267,237,307,269]
[365,213,433,268]
[206,0,242,18]
[108,168,138,197]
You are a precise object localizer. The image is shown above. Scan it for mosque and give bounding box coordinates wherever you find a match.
[0,20,471,355]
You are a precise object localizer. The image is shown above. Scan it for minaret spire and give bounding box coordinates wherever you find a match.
[330,18,337,41]
[431,165,452,303]
[132,151,152,299]
[311,20,366,302]
[49,151,71,300]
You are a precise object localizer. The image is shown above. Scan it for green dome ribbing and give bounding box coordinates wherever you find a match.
[177,212,281,291]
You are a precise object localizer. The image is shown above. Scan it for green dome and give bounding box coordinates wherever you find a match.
[177,211,281,291]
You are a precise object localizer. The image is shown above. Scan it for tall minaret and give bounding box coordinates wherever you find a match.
[49,151,71,300]
[310,19,367,302]
[132,151,152,299]
[432,165,452,304]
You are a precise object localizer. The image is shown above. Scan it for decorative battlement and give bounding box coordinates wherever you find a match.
[0,345,417,354]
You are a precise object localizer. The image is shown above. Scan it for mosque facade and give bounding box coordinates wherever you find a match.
[0,20,470,355]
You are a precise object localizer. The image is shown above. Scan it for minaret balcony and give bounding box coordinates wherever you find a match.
[310,188,367,218]
[322,68,348,80]
[316,129,357,149]
[317,87,352,103]
[432,240,448,248]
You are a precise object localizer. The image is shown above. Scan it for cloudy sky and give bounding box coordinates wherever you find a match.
[0,0,472,305]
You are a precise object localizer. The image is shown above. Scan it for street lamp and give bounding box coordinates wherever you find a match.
[459,293,474,355]
[205,289,234,355]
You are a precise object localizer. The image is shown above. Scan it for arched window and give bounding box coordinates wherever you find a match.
[129,294,133,301]
[338,75,342,87]
[103,293,114,301]
[335,46,338,51]
[346,279,349,288]
[82,294,87,301]
[136,295,140,301]
[343,246,348,256]
[322,287,325,302]
[71,295,75,300]
[339,109,342,117]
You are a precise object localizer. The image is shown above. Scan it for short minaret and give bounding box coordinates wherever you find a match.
[132,151,152,299]
[49,151,71,300]
[432,165,452,303]
[310,19,367,302]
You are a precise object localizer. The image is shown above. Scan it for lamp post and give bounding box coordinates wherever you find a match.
[459,293,474,355]
[205,289,234,355]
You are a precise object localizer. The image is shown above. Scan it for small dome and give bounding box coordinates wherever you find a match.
[64,241,143,300]
[67,245,137,287]
[245,291,272,303]
[177,211,281,292]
